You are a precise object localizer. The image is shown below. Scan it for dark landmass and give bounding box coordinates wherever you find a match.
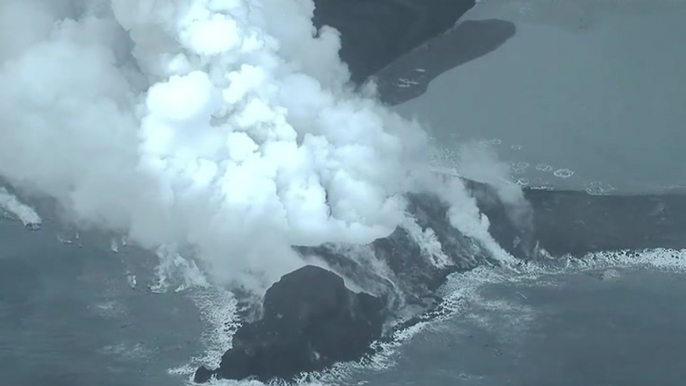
[313,0,477,83]
[374,19,517,105]
[194,265,383,383]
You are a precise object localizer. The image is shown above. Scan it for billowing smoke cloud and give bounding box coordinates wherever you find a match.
[452,143,532,228]
[0,0,515,290]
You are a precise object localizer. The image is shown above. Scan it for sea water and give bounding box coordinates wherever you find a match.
[394,0,686,193]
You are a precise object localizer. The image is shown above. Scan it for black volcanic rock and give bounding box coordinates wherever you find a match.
[195,265,384,382]
[193,366,214,383]
[313,0,476,83]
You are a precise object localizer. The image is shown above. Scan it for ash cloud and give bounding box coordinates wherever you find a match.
[0,0,518,290]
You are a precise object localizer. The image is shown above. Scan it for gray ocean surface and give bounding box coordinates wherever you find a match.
[3,1,686,385]
[0,220,206,386]
[4,218,686,386]
[393,0,686,193]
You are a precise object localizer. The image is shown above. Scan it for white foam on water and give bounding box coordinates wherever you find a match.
[100,342,156,361]
[56,234,74,245]
[553,168,575,179]
[397,78,420,87]
[460,290,538,345]
[585,180,617,195]
[535,163,553,172]
[171,286,239,381]
[515,178,530,186]
[0,187,41,228]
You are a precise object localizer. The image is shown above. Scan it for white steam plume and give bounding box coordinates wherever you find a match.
[0,187,42,228]
[0,0,513,290]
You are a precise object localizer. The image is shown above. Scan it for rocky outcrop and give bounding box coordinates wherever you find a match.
[194,265,384,383]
